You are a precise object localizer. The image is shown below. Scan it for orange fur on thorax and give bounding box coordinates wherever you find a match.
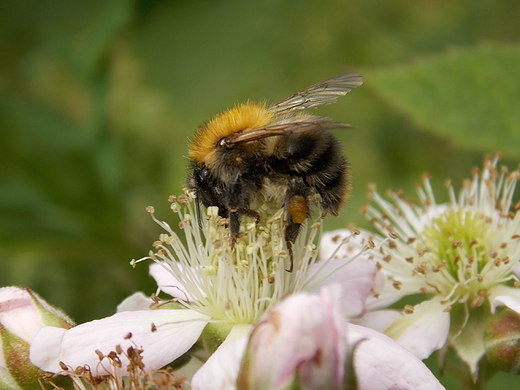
[189,102,273,167]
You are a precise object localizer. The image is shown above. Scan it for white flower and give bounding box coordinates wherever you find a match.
[30,191,379,386]
[325,156,520,379]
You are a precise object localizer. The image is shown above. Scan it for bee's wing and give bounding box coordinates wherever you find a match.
[218,116,350,147]
[268,74,363,115]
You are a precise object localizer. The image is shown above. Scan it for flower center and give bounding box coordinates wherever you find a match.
[148,192,321,325]
[421,208,494,280]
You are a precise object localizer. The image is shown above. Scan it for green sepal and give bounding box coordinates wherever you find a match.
[201,322,233,355]
[343,337,361,390]
[451,303,489,380]
[0,325,39,390]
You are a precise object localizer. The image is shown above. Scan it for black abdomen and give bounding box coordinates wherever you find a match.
[267,131,350,214]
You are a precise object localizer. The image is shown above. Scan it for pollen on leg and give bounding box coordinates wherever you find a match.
[288,195,309,224]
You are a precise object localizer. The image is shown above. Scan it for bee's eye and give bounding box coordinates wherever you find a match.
[198,168,209,181]
[217,137,234,148]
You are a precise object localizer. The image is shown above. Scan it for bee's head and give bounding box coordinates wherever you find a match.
[188,102,272,167]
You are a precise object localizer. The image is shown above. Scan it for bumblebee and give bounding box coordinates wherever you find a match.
[187,74,363,270]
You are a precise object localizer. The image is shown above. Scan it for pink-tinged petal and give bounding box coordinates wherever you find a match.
[30,309,210,376]
[117,292,154,312]
[386,300,450,360]
[0,287,47,342]
[0,287,73,342]
[320,229,351,260]
[365,290,405,311]
[238,285,347,390]
[0,287,73,389]
[353,310,402,333]
[307,256,379,317]
[320,229,373,261]
[191,324,251,390]
[348,324,445,390]
[297,286,348,389]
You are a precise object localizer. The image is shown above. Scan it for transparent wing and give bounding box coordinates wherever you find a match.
[268,73,363,115]
[218,116,350,148]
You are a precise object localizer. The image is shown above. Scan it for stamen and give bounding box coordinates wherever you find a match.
[141,190,344,325]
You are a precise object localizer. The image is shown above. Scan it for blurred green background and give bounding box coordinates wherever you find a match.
[1,0,519,387]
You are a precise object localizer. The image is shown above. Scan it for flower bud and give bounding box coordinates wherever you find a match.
[237,286,347,390]
[484,307,520,374]
[0,287,74,389]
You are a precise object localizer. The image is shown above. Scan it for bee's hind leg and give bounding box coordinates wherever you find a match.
[284,222,301,273]
[283,177,310,272]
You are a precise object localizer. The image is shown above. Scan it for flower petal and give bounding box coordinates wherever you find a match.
[493,295,520,313]
[307,256,379,317]
[385,299,450,360]
[30,309,210,376]
[149,262,192,300]
[348,324,445,390]
[0,287,72,342]
[489,286,520,313]
[191,324,251,390]
[117,292,154,312]
[352,309,402,333]
[320,229,370,261]
[237,285,347,390]
[0,287,45,342]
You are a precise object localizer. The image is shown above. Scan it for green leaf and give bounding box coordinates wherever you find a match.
[365,43,520,156]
